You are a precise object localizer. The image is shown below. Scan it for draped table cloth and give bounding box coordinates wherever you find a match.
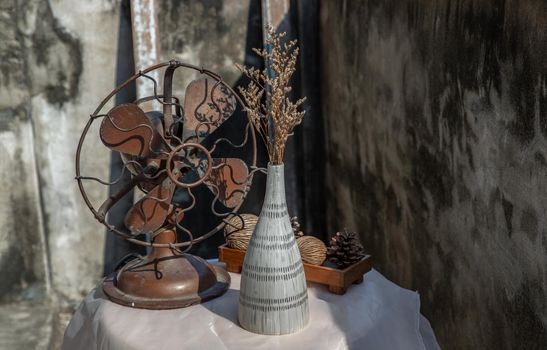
[62,268,440,350]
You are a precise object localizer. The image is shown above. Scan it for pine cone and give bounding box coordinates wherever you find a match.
[327,229,365,269]
[291,216,304,238]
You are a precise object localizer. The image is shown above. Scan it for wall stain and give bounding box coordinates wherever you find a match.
[519,208,538,241]
[502,195,513,236]
[0,0,30,107]
[157,0,248,87]
[0,111,46,302]
[0,0,84,301]
[322,0,547,349]
[502,279,547,347]
[31,1,83,105]
[0,0,83,107]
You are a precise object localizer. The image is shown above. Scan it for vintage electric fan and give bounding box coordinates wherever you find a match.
[75,60,257,309]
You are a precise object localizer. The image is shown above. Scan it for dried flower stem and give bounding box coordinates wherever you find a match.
[236,27,306,164]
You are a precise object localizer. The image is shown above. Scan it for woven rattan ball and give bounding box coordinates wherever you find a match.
[224,214,258,250]
[297,236,327,265]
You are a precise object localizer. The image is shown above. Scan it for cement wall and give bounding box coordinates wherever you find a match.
[0,0,118,302]
[320,1,547,349]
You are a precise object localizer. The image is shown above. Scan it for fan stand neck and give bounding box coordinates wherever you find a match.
[102,229,230,309]
[149,229,180,258]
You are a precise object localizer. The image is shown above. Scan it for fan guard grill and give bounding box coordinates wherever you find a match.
[75,60,259,250]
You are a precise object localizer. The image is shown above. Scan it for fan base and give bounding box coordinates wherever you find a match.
[102,229,230,309]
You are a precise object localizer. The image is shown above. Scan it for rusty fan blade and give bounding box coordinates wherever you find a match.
[125,177,175,234]
[100,104,166,157]
[182,79,236,142]
[204,158,249,209]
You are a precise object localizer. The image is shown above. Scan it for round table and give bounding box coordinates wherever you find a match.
[62,268,439,350]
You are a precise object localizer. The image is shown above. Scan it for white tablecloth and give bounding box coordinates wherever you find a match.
[62,269,440,350]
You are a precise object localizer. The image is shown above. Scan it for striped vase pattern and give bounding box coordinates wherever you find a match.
[238,163,309,335]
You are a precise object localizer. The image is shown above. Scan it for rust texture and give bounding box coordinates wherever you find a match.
[76,60,258,308]
[77,60,257,248]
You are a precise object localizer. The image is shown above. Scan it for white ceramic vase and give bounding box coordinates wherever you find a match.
[238,163,309,335]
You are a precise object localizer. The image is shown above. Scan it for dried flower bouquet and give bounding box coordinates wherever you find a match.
[236,27,306,164]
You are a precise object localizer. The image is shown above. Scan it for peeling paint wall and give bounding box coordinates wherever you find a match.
[321,0,547,349]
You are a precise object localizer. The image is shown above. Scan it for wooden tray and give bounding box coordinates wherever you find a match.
[218,244,373,295]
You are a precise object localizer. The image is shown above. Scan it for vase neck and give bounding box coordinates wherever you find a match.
[263,163,286,206]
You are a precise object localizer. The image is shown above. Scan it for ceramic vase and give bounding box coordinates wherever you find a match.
[238,163,309,335]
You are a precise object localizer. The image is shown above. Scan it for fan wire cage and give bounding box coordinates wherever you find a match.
[75,60,261,309]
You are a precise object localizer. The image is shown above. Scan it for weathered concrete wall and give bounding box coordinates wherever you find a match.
[158,0,251,92]
[34,0,119,302]
[0,0,119,302]
[0,1,51,303]
[0,108,49,301]
[321,1,547,349]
